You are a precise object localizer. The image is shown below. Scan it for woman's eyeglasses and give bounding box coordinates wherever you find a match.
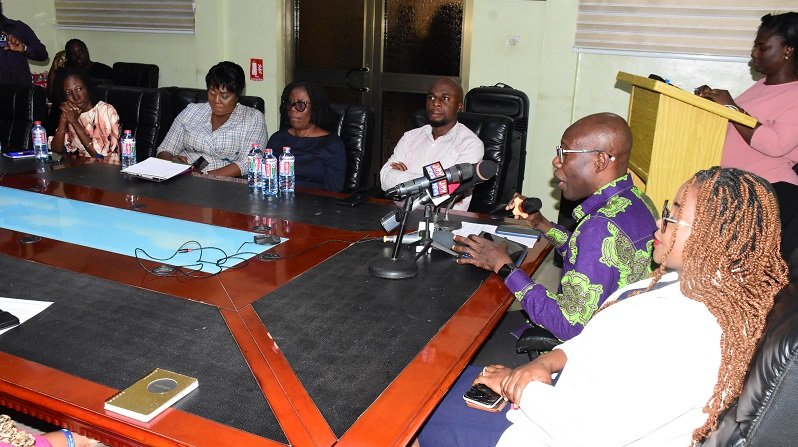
[661,200,692,234]
[281,100,310,112]
[555,145,615,164]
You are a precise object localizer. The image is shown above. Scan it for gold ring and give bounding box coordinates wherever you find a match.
[482,366,487,376]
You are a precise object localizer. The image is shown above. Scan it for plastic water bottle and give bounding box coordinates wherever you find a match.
[247,144,264,192]
[247,143,263,193]
[279,146,295,193]
[263,148,279,196]
[31,121,49,159]
[120,130,137,168]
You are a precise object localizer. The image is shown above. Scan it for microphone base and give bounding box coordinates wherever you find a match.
[369,256,418,279]
[436,219,462,232]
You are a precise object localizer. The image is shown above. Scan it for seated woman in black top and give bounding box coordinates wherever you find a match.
[267,81,346,192]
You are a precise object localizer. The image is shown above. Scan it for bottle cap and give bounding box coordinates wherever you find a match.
[34,121,41,125]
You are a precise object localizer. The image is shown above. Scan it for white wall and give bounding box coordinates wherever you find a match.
[466,0,756,217]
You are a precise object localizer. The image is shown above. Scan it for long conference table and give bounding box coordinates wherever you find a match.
[0,156,550,447]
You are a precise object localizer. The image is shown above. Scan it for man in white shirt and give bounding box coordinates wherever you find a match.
[380,77,484,211]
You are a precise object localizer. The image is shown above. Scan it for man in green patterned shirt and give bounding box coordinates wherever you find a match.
[454,113,658,340]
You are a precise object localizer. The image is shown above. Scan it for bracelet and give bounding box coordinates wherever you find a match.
[61,429,75,447]
[497,263,516,281]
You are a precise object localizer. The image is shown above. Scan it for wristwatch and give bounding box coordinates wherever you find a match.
[496,263,516,281]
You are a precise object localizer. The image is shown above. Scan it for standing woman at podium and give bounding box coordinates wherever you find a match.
[695,12,798,264]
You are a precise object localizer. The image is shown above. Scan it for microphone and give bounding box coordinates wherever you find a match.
[448,160,498,196]
[386,162,474,198]
[520,197,542,214]
[380,190,432,232]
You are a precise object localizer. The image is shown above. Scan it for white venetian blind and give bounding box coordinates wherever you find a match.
[55,0,195,34]
[575,1,796,59]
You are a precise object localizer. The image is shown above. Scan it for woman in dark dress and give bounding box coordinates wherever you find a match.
[267,81,346,192]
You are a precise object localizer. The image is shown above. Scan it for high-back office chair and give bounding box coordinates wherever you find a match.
[159,87,265,145]
[330,103,373,193]
[701,281,798,446]
[93,85,166,161]
[413,110,514,214]
[0,84,48,150]
[112,62,160,89]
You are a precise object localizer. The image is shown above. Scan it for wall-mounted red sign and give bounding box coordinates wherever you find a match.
[250,59,263,81]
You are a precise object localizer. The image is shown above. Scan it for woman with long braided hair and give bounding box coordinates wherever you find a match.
[628,166,788,445]
[417,167,788,447]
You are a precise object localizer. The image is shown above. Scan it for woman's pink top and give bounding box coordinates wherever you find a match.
[64,100,121,163]
[720,78,798,185]
[0,433,52,447]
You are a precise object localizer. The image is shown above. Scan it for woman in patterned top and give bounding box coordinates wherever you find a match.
[50,68,120,162]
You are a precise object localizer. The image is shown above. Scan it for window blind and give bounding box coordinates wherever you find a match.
[575,1,795,59]
[55,0,195,34]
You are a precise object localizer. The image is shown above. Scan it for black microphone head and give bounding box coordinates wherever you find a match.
[447,163,474,183]
[521,197,542,214]
[475,160,498,180]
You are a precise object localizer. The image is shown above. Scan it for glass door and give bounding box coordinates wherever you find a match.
[289,0,464,188]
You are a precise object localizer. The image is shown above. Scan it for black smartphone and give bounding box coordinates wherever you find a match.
[337,193,369,207]
[463,383,504,410]
[192,156,209,171]
[0,310,20,331]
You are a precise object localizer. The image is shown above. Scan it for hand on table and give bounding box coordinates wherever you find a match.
[452,234,513,272]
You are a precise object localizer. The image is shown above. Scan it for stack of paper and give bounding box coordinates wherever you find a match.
[121,158,191,182]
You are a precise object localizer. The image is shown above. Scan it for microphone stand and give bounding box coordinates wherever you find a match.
[414,204,436,261]
[436,192,464,232]
[369,191,421,279]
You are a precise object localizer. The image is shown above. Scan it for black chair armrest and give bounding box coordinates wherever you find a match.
[515,325,561,355]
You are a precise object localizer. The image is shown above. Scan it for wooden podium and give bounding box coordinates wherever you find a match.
[616,71,757,206]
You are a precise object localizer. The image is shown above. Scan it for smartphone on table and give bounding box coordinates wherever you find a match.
[463,383,507,412]
[3,150,35,159]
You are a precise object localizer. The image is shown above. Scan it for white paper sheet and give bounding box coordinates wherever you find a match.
[121,157,191,181]
[453,221,539,248]
[0,297,53,335]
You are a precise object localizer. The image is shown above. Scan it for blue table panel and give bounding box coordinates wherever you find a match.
[0,186,282,271]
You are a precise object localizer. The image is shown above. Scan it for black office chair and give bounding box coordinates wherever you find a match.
[701,281,798,446]
[112,62,160,88]
[0,83,48,150]
[93,85,166,161]
[330,103,373,193]
[515,324,561,360]
[413,110,513,213]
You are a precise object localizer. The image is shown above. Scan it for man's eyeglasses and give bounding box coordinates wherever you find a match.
[281,100,310,112]
[661,200,692,234]
[555,145,616,164]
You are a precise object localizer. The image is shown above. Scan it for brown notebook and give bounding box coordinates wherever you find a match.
[104,368,198,422]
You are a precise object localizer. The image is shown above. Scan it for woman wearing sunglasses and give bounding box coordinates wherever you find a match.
[416,167,788,446]
[266,81,346,192]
